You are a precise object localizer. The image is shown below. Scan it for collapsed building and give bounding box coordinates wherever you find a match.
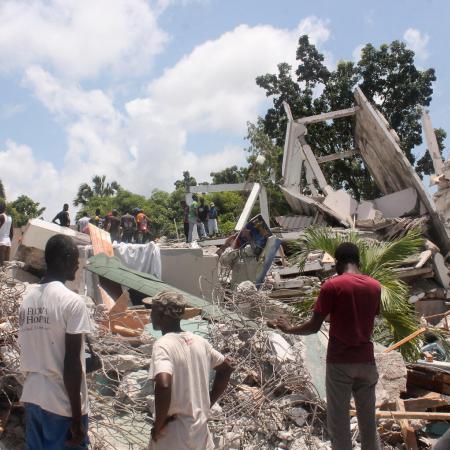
[1,87,450,449]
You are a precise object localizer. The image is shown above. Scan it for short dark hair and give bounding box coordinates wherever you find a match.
[45,235,77,270]
[63,203,69,210]
[335,242,360,265]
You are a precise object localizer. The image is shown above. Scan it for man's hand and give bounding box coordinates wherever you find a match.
[267,318,292,333]
[65,418,85,447]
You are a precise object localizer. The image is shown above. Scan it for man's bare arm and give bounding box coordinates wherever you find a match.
[267,311,325,335]
[210,358,234,407]
[153,373,173,441]
[64,333,84,446]
[9,219,13,240]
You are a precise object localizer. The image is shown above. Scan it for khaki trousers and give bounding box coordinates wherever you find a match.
[326,362,380,450]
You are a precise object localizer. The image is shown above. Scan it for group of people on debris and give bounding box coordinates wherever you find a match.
[14,232,450,449]
[181,195,220,243]
[52,203,152,244]
[52,198,220,246]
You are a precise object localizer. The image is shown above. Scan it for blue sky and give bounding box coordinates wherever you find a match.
[0,0,448,217]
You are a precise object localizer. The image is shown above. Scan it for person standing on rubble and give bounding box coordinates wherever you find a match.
[106,209,121,243]
[187,194,205,242]
[197,197,210,236]
[268,242,381,450]
[18,234,91,449]
[148,291,234,450]
[208,202,219,237]
[121,210,137,243]
[0,198,13,266]
[77,212,91,234]
[52,203,70,227]
[180,200,190,243]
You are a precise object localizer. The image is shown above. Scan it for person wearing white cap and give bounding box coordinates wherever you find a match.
[147,291,233,450]
[207,202,219,237]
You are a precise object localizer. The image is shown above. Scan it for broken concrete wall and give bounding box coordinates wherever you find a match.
[159,247,218,300]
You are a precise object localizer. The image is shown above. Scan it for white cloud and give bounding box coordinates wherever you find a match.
[403,28,430,60]
[0,0,168,80]
[2,16,332,215]
[0,140,63,217]
[137,17,331,135]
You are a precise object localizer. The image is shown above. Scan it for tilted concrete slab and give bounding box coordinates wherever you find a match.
[373,187,419,219]
[354,87,450,253]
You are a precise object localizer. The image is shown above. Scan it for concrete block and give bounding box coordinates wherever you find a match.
[160,247,218,300]
[432,252,450,288]
[374,187,418,218]
[21,219,90,250]
[323,189,358,225]
[15,219,90,277]
[357,201,377,221]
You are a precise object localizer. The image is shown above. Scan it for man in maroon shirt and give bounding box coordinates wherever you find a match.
[268,242,381,450]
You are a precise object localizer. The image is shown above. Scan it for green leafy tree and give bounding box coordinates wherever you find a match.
[0,180,5,200]
[291,227,428,361]
[174,171,197,191]
[74,175,121,206]
[256,36,441,200]
[8,195,46,227]
[210,166,247,184]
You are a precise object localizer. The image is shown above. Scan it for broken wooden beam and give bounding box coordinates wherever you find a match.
[383,327,427,354]
[317,149,359,164]
[295,106,359,125]
[396,398,418,450]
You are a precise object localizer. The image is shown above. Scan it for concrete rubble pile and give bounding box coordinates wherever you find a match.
[2,88,450,448]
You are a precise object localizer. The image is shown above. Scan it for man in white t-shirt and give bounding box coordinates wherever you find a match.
[148,291,234,450]
[19,234,91,449]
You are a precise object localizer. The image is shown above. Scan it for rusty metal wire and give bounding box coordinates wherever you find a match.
[205,285,328,449]
[0,262,26,407]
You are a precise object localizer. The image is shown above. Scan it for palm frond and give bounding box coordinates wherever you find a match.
[291,226,424,361]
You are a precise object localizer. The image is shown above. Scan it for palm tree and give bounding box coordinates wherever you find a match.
[290,226,425,361]
[73,175,121,206]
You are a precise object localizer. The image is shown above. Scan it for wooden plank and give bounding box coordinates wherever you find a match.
[350,410,450,420]
[317,149,359,164]
[269,289,306,299]
[88,223,114,257]
[394,266,434,279]
[396,399,419,450]
[403,392,449,411]
[274,279,305,290]
[295,106,358,125]
[384,327,427,353]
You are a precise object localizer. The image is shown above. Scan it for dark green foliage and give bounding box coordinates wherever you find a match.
[74,175,121,207]
[0,180,5,200]
[8,195,46,227]
[255,36,443,200]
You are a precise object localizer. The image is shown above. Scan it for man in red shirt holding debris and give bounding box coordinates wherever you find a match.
[268,242,381,450]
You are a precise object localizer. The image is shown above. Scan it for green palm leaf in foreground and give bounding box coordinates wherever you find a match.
[290,227,424,361]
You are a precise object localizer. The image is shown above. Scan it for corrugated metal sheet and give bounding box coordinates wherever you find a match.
[275,215,315,230]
